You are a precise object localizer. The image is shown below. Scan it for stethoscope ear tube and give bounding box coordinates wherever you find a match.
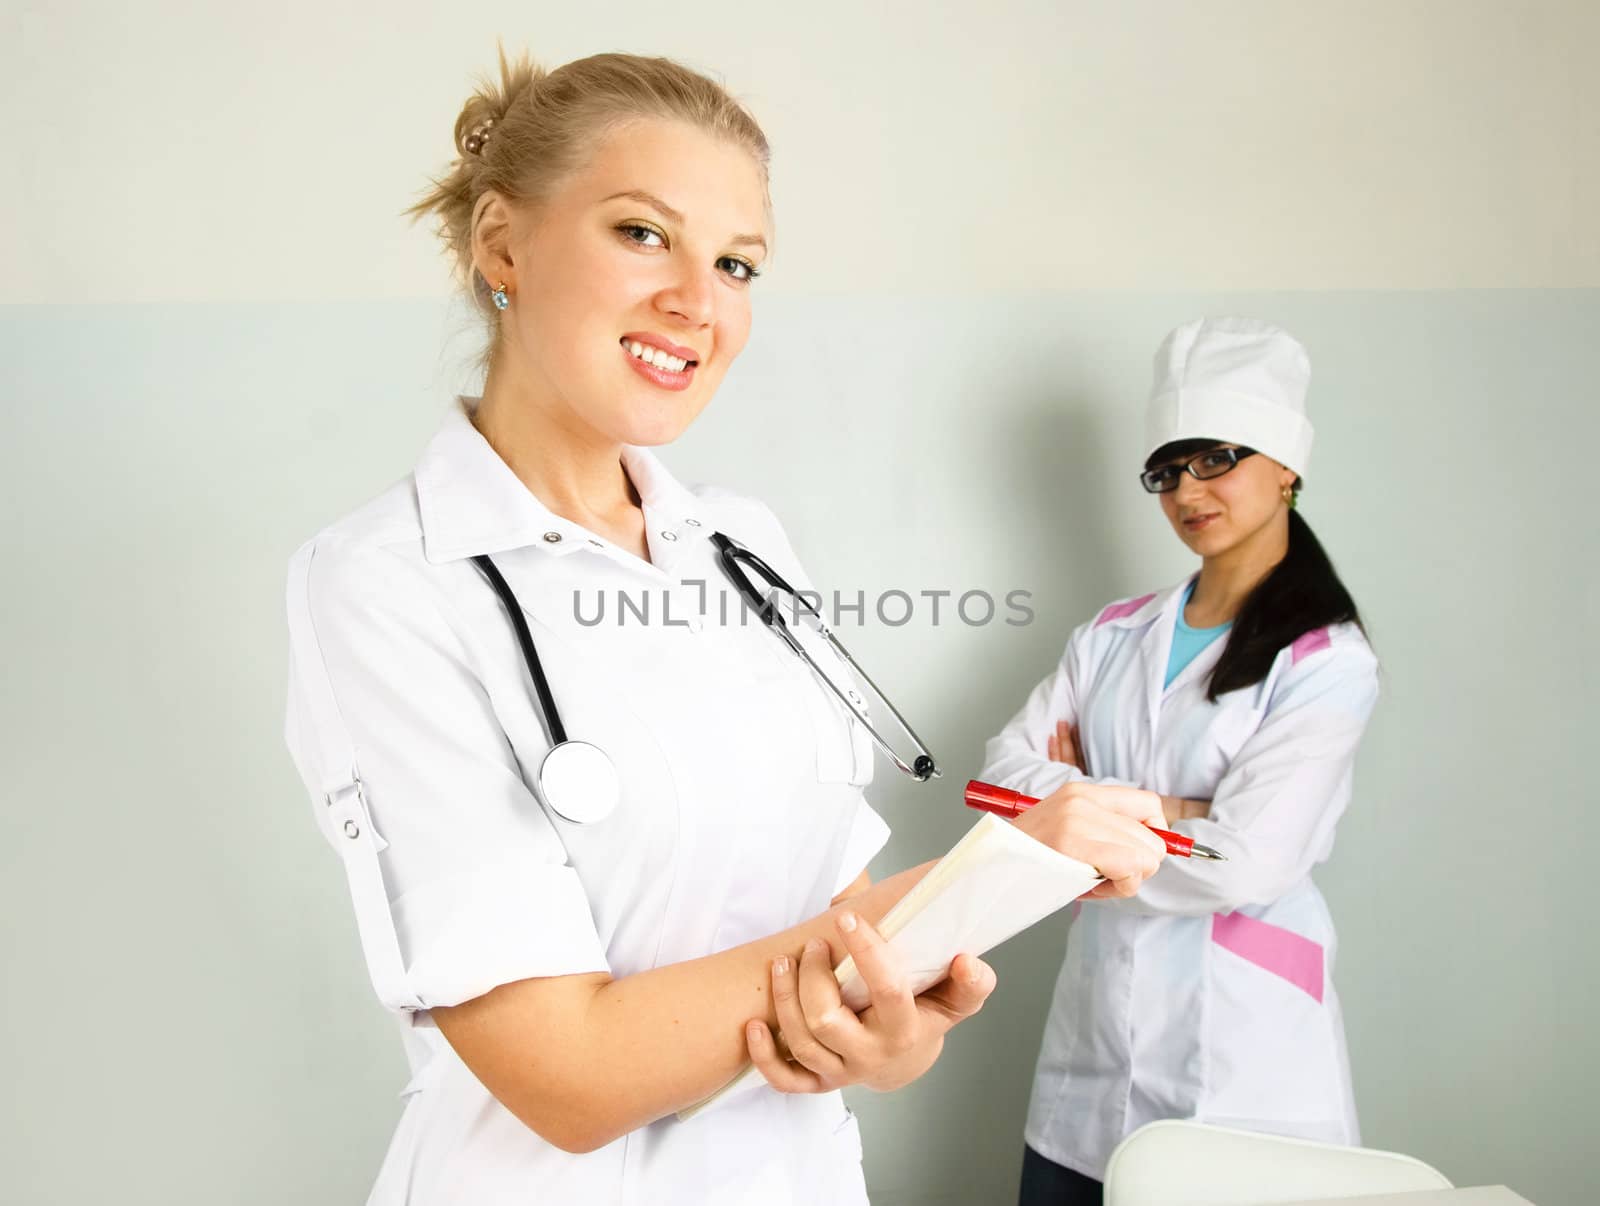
[711,532,940,782]
[809,622,941,781]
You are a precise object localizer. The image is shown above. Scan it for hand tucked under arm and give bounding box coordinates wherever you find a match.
[746,909,997,1095]
[432,860,937,1153]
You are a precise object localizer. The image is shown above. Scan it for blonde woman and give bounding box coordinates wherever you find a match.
[283,50,1167,1203]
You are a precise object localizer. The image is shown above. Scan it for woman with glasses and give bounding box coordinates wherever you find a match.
[981,317,1378,1205]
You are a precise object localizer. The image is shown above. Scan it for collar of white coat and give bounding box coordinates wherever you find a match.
[1093,575,1198,631]
[414,396,707,564]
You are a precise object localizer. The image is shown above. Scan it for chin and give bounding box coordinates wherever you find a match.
[1179,528,1235,558]
[614,404,706,448]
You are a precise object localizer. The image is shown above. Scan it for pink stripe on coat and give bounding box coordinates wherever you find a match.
[1211,912,1325,1002]
[1291,626,1332,664]
[1095,593,1157,627]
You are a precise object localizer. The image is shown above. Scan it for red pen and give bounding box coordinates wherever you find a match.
[964,780,1226,861]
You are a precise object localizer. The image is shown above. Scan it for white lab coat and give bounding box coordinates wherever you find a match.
[283,399,888,1205]
[980,579,1379,1180]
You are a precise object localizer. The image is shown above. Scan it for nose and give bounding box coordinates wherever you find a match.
[1172,471,1209,508]
[654,261,716,329]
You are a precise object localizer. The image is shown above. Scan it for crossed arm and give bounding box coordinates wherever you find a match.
[1047,719,1211,823]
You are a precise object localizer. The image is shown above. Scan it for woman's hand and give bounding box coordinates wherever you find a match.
[1160,796,1212,824]
[1011,781,1167,899]
[745,910,995,1095]
[1046,719,1084,770]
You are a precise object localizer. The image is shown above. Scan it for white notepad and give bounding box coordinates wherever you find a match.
[679,814,1102,1119]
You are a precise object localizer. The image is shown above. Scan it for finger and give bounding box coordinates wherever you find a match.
[1047,732,1061,762]
[835,911,917,1037]
[1067,725,1084,769]
[915,954,997,1030]
[1057,783,1166,827]
[1075,835,1164,896]
[746,1020,826,1094]
[1057,731,1075,766]
[794,938,855,1074]
[770,950,847,1080]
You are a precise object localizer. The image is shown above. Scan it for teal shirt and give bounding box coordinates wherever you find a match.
[1165,582,1231,688]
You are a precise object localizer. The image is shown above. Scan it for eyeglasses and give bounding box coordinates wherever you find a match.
[1139,446,1258,494]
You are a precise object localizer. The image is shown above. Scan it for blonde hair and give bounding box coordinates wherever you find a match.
[408,47,771,321]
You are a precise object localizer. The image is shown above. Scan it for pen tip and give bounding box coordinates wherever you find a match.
[1191,844,1226,861]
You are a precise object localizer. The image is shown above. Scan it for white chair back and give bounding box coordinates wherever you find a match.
[1104,1120,1452,1206]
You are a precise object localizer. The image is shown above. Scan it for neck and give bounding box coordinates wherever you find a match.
[1188,512,1290,625]
[473,363,639,528]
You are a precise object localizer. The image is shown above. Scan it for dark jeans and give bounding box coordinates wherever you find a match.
[1017,1144,1103,1206]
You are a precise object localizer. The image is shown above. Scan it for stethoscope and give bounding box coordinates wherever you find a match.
[472,531,939,825]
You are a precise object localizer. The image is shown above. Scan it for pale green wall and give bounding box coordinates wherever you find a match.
[2,290,1594,1203]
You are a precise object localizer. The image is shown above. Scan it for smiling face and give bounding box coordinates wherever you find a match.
[472,117,770,447]
[1153,442,1299,559]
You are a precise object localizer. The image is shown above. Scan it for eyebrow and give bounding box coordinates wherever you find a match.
[601,189,768,254]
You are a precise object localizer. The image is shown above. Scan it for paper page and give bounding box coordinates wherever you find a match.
[835,815,1100,1010]
[678,816,1100,1120]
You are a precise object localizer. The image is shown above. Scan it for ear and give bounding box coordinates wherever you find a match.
[470,191,519,293]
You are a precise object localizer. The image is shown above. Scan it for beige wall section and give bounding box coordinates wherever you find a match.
[4,0,1596,304]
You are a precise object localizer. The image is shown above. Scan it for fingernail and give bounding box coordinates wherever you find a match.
[805,937,826,956]
[747,1021,763,1041]
[838,911,858,934]
[773,955,789,975]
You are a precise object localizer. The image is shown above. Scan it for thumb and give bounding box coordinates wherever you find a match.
[915,955,997,1030]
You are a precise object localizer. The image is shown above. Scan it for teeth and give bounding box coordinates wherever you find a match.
[626,341,690,373]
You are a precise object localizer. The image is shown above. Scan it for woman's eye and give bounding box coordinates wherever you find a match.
[717,256,759,283]
[1200,453,1230,470]
[618,223,666,248]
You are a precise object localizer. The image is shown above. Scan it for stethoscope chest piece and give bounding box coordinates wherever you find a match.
[537,739,620,825]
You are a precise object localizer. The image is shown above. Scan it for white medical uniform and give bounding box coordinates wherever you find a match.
[283,398,889,1205]
[980,578,1379,1180]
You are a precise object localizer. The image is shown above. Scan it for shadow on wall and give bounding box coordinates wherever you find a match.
[984,389,1134,714]
[857,388,1140,1206]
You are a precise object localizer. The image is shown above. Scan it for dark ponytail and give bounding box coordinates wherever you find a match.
[1208,508,1364,700]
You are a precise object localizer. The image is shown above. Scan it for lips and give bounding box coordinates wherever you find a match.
[1182,513,1219,532]
[620,338,697,392]
[620,332,700,364]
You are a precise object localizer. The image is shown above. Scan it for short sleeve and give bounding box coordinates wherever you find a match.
[832,798,892,896]
[284,537,610,1013]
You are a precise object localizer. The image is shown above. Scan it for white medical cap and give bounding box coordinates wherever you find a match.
[1144,316,1314,479]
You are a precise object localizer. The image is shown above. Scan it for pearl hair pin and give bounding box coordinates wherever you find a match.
[464,117,495,155]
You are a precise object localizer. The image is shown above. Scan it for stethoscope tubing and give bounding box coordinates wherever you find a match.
[710,533,939,781]
[472,530,940,827]
[472,553,570,746]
